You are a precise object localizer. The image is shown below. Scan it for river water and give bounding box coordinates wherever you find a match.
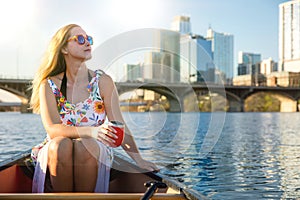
[1,112,300,199]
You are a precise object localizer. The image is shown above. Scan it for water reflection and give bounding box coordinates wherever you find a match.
[278,113,300,199]
[127,112,300,199]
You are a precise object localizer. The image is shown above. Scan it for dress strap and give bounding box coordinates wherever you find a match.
[88,71,92,82]
[87,69,105,100]
[47,78,63,99]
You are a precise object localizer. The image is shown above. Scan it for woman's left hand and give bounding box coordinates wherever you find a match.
[135,158,160,173]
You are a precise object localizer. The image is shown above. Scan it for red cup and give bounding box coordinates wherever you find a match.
[108,120,124,147]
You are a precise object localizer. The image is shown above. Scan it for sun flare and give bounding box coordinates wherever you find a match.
[109,0,162,27]
[0,0,36,40]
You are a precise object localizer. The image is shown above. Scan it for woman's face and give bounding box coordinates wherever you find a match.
[65,26,92,61]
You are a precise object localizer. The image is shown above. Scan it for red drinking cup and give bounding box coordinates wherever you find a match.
[108,120,124,147]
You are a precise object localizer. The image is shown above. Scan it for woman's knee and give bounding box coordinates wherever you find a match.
[73,138,99,163]
[48,137,73,163]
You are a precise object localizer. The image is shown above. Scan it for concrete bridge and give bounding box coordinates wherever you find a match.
[0,78,32,112]
[116,82,300,112]
[1,78,300,112]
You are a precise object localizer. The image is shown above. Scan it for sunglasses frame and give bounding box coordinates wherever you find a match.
[67,34,93,45]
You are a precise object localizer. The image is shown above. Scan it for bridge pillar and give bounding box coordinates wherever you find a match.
[228,100,243,112]
[280,101,297,112]
[20,103,31,113]
[168,98,182,112]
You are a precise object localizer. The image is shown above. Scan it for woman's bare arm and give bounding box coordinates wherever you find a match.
[100,74,159,172]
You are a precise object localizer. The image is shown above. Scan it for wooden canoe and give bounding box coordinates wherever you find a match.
[0,149,207,200]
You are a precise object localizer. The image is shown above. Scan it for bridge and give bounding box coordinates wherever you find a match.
[116,82,300,112]
[1,78,300,112]
[0,78,32,112]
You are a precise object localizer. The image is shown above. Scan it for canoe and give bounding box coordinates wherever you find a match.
[0,149,207,200]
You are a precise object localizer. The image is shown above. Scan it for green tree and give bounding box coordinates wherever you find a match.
[244,92,280,112]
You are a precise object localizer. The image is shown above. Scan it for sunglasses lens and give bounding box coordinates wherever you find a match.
[87,36,93,45]
[77,35,85,44]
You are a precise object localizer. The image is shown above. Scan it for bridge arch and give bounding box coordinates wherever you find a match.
[193,89,241,112]
[224,91,243,112]
[0,85,28,99]
[117,83,198,112]
[243,91,297,112]
[118,87,181,112]
[0,87,30,112]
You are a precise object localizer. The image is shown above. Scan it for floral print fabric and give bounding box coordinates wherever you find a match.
[49,69,106,127]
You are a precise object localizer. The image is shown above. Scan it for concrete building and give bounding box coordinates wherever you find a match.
[260,57,278,75]
[279,0,300,72]
[267,71,300,87]
[171,15,191,34]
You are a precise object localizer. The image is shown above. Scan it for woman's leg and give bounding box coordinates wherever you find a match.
[73,138,99,192]
[48,136,73,192]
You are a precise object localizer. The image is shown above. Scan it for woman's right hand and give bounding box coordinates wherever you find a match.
[90,125,118,147]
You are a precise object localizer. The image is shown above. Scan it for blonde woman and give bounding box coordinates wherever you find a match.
[30,24,159,193]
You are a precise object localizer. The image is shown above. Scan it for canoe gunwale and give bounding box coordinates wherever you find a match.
[0,193,187,200]
[0,149,31,171]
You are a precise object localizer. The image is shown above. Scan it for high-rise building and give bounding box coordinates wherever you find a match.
[143,30,181,83]
[171,15,191,34]
[237,51,261,75]
[125,63,143,82]
[279,0,300,72]
[180,34,214,83]
[206,27,234,84]
[234,52,263,86]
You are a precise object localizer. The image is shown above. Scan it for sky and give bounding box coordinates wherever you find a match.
[0,0,288,78]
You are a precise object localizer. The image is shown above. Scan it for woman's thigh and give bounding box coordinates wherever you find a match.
[73,138,100,163]
[48,136,73,162]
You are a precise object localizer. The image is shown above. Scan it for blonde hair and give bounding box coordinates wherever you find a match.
[30,24,80,113]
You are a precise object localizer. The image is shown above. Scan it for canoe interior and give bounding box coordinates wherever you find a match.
[0,150,206,200]
[0,150,166,193]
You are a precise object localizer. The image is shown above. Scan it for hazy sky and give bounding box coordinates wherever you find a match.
[0,0,287,78]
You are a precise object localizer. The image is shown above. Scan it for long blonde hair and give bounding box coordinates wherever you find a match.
[30,24,79,113]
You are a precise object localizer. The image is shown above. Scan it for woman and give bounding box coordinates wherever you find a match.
[30,24,159,193]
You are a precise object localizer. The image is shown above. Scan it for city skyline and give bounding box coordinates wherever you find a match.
[0,0,287,78]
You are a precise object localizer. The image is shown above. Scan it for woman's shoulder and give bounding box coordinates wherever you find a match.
[90,69,111,81]
[48,73,63,85]
[98,71,113,83]
[40,73,63,90]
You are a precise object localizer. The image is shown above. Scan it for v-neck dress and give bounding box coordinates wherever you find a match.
[31,70,113,193]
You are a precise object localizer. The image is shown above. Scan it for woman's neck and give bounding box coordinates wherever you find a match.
[65,62,88,84]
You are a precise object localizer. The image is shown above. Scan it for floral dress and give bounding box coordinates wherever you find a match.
[31,70,113,193]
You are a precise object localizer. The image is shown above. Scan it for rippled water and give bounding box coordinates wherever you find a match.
[1,112,300,199]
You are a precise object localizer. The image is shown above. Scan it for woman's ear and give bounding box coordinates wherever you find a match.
[61,47,68,54]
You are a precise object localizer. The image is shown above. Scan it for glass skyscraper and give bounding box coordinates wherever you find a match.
[206,28,234,84]
[237,51,261,75]
[279,0,300,72]
[180,34,214,83]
